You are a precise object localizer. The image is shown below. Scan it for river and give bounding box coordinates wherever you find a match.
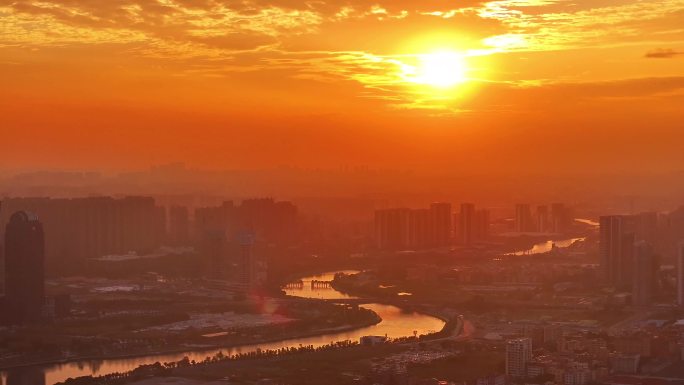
[506,237,586,256]
[1,271,444,385]
[503,218,597,257]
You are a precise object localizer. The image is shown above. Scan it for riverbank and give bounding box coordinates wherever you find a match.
[0,312,382,374]
[55,313,459,385]
[327,278,457,337]
[495,234,587,255]
[3,271,446,385]
[0,308,382,374]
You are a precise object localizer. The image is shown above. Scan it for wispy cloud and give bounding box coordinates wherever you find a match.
[645,48,684,58]
[1,0,684,112]
[475,0,684,52]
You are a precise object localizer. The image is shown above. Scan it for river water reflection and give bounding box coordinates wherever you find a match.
[283,270,360,299]
[1,271,444,385]
[507,237,585,256]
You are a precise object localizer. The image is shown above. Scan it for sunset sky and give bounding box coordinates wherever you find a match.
[2,0,684,174]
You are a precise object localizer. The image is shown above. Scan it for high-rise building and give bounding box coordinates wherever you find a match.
[167,206,190,246]
[236,231,258,293]
[0,202,3,297]
[195,201,233,277]
[663,208,684,261]
[238,198,298,244]
[430,202,452,247]
[456,204,489,245]
[200,229,228,279]
[677,242,684,307]
[195,199,298,247]
[474,209,490,242]
[408,209,430,248]
[550,203,574,233]
[4,211,45,323]
[536,205,549,233]
[600,215,636,289]
[633,212,659,247]
[515,204,533,233]
[0,197,167,274]
[375,203,453,250]
[632,241,658,307]
[506,338,532,377]
[458,203,475,246]
[374,208,411,250]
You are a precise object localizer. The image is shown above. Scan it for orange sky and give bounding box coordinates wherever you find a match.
[1,0,684,174]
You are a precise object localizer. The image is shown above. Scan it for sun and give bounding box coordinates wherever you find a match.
[402,51,468,89]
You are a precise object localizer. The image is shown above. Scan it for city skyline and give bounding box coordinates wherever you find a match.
[3,1,684,384]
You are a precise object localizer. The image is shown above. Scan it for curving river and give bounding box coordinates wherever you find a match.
[1,271,444,385]
[506,237,586,256]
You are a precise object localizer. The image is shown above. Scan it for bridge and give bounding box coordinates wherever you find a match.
[283,280,304,289]
[310,280,332,289]
[284,280,334,290]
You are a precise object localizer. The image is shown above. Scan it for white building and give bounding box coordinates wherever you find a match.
[506,337,532,377]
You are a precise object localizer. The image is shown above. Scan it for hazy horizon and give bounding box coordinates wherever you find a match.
[2,164,684,217]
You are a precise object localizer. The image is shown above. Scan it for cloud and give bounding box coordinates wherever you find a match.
[645,48,684,58]
[2,0,684,114]
[474,0,684,52]
[187,32,277,50]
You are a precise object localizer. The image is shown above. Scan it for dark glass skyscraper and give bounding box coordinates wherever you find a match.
[4,211,45,323]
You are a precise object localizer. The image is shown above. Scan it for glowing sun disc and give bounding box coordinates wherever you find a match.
[404,51,467,88]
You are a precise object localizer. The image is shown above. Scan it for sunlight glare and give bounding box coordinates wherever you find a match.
[403,51,468,89]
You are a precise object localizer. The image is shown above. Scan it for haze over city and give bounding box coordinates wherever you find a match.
[2,1,684,385]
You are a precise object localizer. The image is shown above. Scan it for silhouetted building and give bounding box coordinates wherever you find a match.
[375,208,410,250]
[536,205,549,233]
[678,242,684,307]
[474,209,490,242]
[458,203,475,246]
[167,206,190,246]
[202,230,229,279]
[239,198,298,245]
[457,204,489,245]
[430,202,452,247]
[375,203,452,250]
[195,198,298,247]
[196,224,266,295]
[515,204,533,232]
[600,215,636,289]
[0,202,3,297]
[4,211,45,324]
[408,208,430,248]
[195,201,234,233]
[0,197,166,274]
[194,199,292,282]
[632,241,658,307]
[633,211,659,247]
[550,203,574,233]
[235,231,266,293]
[663,207,684,261]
